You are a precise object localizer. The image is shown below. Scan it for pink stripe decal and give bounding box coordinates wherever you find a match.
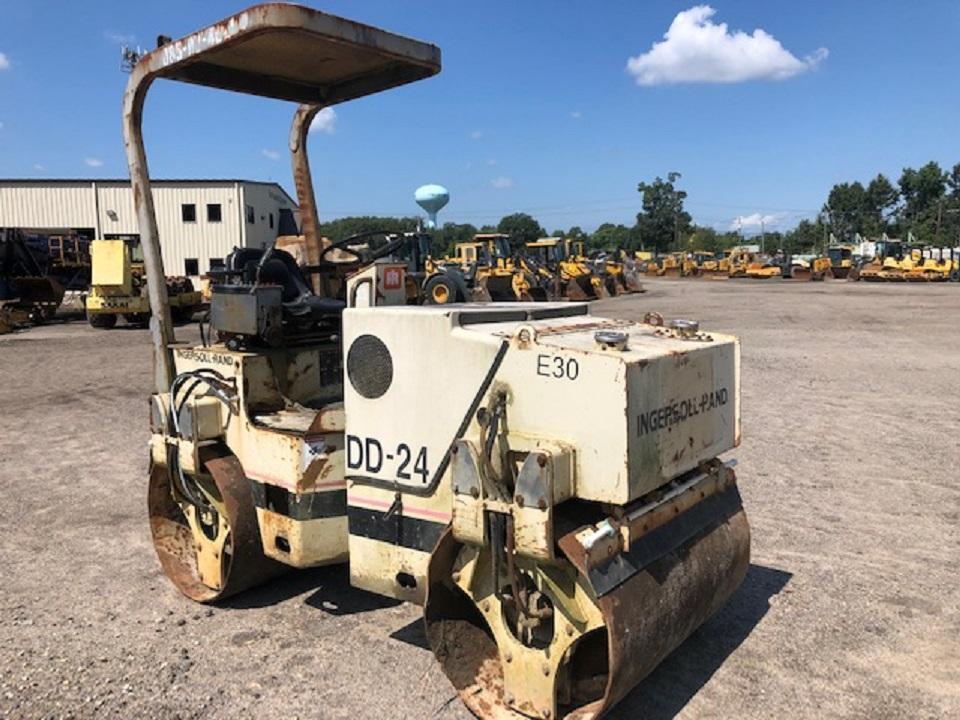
[350,495,451,523]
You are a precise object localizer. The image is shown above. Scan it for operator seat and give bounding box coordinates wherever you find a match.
[225,246,345,322]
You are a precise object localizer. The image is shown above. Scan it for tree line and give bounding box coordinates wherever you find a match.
[317,160,960,259]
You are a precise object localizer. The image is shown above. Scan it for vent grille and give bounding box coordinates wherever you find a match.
[346,334,393,399]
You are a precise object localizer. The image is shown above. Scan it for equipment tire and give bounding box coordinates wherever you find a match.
[424,274,460,305]
[87,312,117,329]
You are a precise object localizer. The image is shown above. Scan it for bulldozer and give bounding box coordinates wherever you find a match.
[826,244,855,280]
[86,238,201,328]
[129,6,750,719]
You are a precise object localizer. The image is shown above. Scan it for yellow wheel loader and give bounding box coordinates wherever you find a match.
[86,239,201,328]
[442,235,548,302]
[525,238,605,300]
[127,7,750,719]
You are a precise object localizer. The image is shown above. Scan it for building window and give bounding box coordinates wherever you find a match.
[246,205,255,224]
[206,203,222,223]
[269,213,274,229]
[184,258,199,276]
[209,258,225,272]
[181,203,196,223]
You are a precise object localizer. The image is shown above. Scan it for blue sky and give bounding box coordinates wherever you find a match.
[1,1,959,234]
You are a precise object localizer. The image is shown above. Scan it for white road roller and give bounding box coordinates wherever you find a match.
[128,6,749,719]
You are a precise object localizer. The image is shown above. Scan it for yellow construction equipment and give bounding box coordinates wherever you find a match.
[86,239,201,328]
[782,255,832,281]
[0,229,65,334]
[826,244,855,279]
[857,239,906,282]
[602,248,644,293]
[903,248,956,282]
[441,234,548,302]
[525,237,605,300]
[128,6,750,719]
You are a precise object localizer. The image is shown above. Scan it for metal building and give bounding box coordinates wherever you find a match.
[0,179,298,279]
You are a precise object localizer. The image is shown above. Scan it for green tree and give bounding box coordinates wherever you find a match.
[864,174,898,236]
[898,161,946,243]
[318,215,418,240]
[589,223,632,251]
[823,182,868,240]
[433,222,478,256]
[783,218,826,254]
[496,213,545,250]
[635,172,691,252]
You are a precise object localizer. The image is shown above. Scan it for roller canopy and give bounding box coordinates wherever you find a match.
[136,3,441,103]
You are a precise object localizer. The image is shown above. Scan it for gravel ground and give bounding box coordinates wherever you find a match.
[1,277,957,720]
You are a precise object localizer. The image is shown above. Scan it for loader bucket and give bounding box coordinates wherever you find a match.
[148,456,285,602]
[521,286,550,302]
[787,266,812,281]
[483,275,520,302]
[622,271,645,293]
[604,275,621,297]
[563,275,598,301]
[12,276,65,320]
[424,490,750,720]
[661,266,681,279]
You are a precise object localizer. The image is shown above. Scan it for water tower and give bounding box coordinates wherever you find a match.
[414,184,449,230]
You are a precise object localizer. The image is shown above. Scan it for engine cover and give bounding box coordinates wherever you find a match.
[342,303,739,505]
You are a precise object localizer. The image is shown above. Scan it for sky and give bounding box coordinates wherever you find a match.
[1,1,959,235]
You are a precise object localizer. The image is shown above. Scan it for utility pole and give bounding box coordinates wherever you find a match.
[935,199,943,246]
[760,219,765,254]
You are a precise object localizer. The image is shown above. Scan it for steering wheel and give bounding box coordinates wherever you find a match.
[319,230,407,268]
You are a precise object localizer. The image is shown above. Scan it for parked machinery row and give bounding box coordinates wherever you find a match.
[358,232,645,305]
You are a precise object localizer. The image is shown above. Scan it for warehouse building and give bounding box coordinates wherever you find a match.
[0,179,299,280]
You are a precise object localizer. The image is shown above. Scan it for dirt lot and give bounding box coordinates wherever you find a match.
[1,278,958,720]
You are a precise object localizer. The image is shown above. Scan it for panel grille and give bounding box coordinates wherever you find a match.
[346,334,393,399]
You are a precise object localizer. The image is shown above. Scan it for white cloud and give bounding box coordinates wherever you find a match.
[571,111,582,119]
[0,52,10,70]
[261,148,280,160]
[490,176,514,189]
[469,130,483,140]
[486,159,497,166]
[309,107,337,134]
[33,163,45,171]
[626,5,827,86]
[84,157,104,168]
[731,212,787,231]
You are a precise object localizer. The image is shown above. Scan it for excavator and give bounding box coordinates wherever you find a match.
[129,6,750,719]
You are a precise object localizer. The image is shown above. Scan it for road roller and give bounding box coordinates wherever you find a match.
[127,5,750,718]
